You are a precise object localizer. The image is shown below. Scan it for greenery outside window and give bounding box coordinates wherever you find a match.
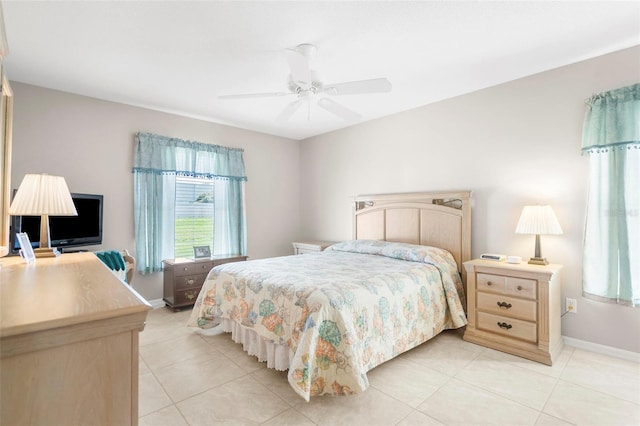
[175,176,214,258]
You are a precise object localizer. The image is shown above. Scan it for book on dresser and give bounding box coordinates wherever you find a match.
[163,255,247,310]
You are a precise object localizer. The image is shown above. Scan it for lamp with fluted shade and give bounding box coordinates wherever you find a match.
[8,174,77,258]
[515,205,563,265]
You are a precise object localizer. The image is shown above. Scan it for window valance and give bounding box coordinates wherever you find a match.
[581,83,640,154]
[133,132,247,181]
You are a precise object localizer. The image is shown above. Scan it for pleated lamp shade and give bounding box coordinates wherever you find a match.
[515,205,563,236]
[515,205,562,265]
[9,174,77,257]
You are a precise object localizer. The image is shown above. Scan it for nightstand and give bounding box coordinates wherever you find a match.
[463,259,563,365]
[163,255,247,310]
[292,241,335,255]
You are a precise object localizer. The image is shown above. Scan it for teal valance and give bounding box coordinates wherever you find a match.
[132,132,247,181]
[581,83,640,153]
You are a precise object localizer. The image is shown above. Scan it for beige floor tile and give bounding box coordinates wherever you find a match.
[482,344,574,378]
[261,408,316,426]
[176,375,290,425]
[251,367,304,406]
[367,356,450,407]
[140,310,193,347]
[140,333,219,370]
[139,405,188,426]
[418,378,540,425]
[153,349,247,402]
[296,387,413,426]
[139,356,151,375]
[534,413,574,425]
[455,353,558,410]
[223,341,269,373]
[139,308,640,425]
[138,371,173,417]
[543,380,640,425]
[400,336,481,377]
[397,410,446,426]
[560,348,640,404]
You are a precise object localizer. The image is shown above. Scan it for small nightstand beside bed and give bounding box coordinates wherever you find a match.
[188,191,471,401]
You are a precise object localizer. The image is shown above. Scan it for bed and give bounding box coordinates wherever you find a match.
[188,191,471,401]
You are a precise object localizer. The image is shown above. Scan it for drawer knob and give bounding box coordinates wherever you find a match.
[517,285,523,291]
[183,267,188,271]
[497,322,513,330]
[187,279,195,285]
[487,281,493,286]
[497,301,512,309]
[186,292,195,300]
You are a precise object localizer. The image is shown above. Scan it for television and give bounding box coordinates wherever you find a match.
[10,192,103,254]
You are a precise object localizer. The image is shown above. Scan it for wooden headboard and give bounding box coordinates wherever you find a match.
[353,191,472,277]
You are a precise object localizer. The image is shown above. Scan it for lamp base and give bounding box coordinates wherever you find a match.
[528,257,549,265]
[34,247,61,258]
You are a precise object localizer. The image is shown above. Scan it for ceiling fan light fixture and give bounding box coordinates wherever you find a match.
[219,43,391,123]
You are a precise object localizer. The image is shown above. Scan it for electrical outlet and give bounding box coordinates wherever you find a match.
[566,298,577,313]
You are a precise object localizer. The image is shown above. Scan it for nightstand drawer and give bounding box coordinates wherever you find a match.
[477,273,537,300]
[477,311,537,343]
[175,287,201,305]
[173,261,214,277]
[477,273,506,292]
[505,277,537,299]
[477,292,537,321]
[175,273,208,290]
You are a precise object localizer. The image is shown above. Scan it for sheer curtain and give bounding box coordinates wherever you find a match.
[582,84,639,307]
[133,132,247,273]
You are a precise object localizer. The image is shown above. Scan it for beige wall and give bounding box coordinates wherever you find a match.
[299,46,640,353]
[10,82,301,301]
[9,46,639,353]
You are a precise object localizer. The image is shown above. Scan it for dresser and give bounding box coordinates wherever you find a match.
[163,255,247,310]
[292,241,335,255]
[0,252,151,425]
[463,259,563,365]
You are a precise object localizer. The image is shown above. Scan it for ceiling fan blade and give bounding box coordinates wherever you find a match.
[286,48,312,88]
[317,98,361,121]
[323,78,392,95]
[218,91,291,100]
[276,99,304,122]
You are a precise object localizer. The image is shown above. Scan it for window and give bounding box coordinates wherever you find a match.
[133,132,247,273]
[582,84,639,307]
[175,176,214,258]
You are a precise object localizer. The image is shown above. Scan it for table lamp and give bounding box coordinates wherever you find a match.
[8,174,77,258]
[515,205,562,265]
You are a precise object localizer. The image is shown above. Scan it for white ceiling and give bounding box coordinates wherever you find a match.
[2,1,639,140]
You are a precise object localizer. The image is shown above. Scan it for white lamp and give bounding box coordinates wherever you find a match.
[515,205,563,265]
[9,174,77,258]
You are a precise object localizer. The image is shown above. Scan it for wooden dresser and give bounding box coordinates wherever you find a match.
[163,255,247,310]
[463,259,563,365]
[0,252,151,425]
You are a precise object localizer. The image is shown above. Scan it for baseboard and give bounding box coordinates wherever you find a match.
[148,298,165,309]
[563,336,640,363]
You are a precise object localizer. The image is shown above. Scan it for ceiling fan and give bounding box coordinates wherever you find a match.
[219,44,392,122]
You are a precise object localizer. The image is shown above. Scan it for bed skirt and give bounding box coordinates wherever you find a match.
[217,318,294,371]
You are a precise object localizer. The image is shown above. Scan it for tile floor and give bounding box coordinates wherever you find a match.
[139,307,640,426]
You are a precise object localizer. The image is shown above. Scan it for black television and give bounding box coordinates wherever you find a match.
[10,192,103,254]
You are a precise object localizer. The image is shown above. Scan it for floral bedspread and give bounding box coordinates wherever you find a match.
[187,240,467,401]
